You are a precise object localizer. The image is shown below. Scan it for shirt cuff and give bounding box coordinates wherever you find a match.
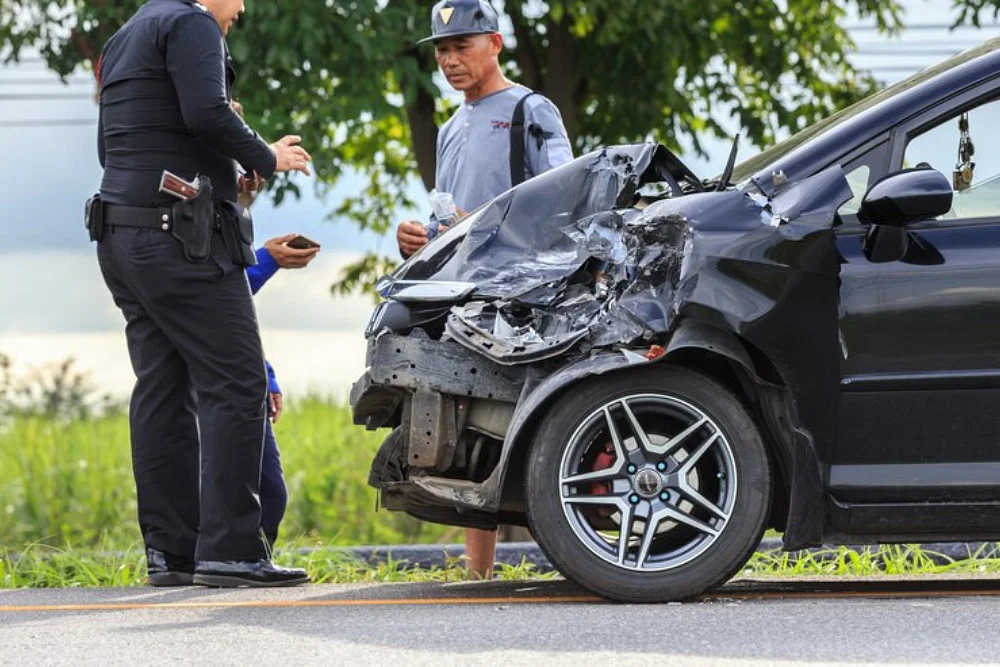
[255,133,277,180]
[255,247,280,281]
[265,361,281,395]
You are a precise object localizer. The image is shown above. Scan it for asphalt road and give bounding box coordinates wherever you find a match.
[3,577,1000,666]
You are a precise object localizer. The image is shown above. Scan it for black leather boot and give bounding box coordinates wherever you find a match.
[192,560,310,588]
[146,547,195,587]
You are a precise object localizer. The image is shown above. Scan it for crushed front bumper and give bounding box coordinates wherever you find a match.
[350,331,528,430]
[350,331,533,524]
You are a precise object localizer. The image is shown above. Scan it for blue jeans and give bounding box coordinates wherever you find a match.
[261,419,287,546]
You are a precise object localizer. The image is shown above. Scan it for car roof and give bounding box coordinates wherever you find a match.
[744,37,1000,190]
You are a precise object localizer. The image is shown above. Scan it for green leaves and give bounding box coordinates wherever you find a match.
[6,0,993,294]
[331,251,400,302]
[954,0,1000,26]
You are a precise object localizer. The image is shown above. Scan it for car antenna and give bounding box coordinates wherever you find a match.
[716,134,741,192]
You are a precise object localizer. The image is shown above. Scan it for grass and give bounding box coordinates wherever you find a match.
[744,544,1000,577]
[0,397,449,551]
[6,541,1000,589]
[5,399,1000,589]
[0,543,557,588]
[0,397,556,588]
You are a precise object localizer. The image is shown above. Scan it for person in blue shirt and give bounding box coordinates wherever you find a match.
[245,234,320,548]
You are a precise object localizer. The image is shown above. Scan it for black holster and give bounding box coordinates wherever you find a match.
[217,200,257,268]
[85,194,105,242]
[170,176,215,263]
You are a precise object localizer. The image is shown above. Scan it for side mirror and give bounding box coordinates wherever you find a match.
[858,168,953,227]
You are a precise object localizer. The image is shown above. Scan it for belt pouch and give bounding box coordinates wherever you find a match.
[85,194,105,242]
[169,176,214,262]
[217,201,257,267]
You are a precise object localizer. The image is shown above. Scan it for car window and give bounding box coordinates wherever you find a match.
[903,98,1000,221]
[727,39,1000,184]
[838,165,872,216]
[836,142,889,221]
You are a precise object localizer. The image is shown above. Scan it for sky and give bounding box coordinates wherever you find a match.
[0,0,996,400]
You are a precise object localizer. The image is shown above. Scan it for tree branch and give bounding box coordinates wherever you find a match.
[404,79,438,191]
[507,0,542,91]
[69,28,100,76]
[400,51,439,191]
[543,13,578,145]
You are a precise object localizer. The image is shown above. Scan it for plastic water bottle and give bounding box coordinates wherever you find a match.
[427,189,458,240]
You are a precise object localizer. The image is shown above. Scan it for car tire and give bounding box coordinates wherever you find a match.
[525,364,772,603]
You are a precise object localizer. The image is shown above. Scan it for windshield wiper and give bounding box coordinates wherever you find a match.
[715,134,740,192]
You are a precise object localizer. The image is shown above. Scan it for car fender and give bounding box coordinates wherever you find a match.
[487,317,826,548]
[495,320,754,490]
[472,349,654,510]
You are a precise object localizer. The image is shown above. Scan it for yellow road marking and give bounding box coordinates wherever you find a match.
[0,595,601,613]
[3,586,999,613]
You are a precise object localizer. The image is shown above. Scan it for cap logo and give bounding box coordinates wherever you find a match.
[440,6,454,24]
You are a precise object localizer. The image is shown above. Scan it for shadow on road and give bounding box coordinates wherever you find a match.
[6,576,1000,663]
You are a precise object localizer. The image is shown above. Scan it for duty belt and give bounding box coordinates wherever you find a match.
[102,203,178,231]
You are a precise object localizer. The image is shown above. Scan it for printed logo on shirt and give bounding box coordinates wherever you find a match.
[490,119,511,131]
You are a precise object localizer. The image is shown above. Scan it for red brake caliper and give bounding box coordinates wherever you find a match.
[590,443,616,518]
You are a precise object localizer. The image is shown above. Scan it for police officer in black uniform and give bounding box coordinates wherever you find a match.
[91,0,312,587]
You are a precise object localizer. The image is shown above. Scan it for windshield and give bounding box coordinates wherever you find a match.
[729,38,1000,184]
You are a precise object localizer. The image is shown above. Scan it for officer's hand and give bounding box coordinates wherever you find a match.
[397,220,428,257]
[269,392,283,423]
[271,136,312,176]
[264,234,320,269]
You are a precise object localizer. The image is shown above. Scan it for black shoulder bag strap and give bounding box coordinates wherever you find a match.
[510,91,539,187]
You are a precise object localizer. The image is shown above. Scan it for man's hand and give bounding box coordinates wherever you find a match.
[397,220,429,257]
[270,136,312,176]
[264,233,320,268]
[269,392,283,423]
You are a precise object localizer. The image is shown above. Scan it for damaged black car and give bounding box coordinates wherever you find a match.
[351,39,1000,602]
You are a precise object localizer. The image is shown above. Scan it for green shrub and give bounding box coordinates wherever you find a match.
[0,397,448,551]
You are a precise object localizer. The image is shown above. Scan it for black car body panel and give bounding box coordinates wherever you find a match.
[352,38,1000,550]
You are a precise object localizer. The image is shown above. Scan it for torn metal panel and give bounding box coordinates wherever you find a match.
[418,152,853,365]
[445,303,589,366]
[394,144,693,289]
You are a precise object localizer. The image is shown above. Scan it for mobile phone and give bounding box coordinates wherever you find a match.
[286,234,321,250]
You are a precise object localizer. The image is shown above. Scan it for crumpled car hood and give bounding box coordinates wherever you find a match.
[391,143,853,365]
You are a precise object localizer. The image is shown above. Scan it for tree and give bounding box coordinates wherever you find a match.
[7,0,984,292]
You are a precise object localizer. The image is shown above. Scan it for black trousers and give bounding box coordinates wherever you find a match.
[97,225,268,562]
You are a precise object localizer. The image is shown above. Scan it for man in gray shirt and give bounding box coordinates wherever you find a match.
[396,0,572,257]
[395,0,573,577]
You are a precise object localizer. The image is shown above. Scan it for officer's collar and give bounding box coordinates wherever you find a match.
[172,0,209,11]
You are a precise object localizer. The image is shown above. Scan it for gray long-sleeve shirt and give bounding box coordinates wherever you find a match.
[435,84,573,213]
[97,0,276,207]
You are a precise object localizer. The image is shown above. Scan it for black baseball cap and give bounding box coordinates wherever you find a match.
[418,0,500,45]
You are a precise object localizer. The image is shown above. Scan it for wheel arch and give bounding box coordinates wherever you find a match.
[496,319,825,548]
